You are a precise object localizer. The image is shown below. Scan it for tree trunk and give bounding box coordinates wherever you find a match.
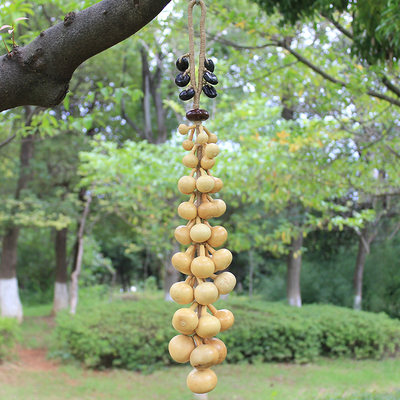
[69,192,92,314]
[0,226,23,321]
[353,231,373,310]
[164,243,180,301]
[287,233,303,307]
[52,228,69,314]
[141,47,153,142]
[0,114,36,321]
[150,51,167,143]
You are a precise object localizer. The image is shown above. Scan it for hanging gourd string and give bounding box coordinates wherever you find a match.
[187,0,207,109]
[169,0,235,395]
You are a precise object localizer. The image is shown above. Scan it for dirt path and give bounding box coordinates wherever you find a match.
[15,347,59,371]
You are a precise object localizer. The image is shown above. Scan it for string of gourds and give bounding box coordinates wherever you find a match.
[168,1,236,394]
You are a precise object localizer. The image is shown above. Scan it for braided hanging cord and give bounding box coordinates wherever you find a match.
[187,0,207,109]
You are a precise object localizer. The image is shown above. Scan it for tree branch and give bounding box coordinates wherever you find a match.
[322,14,353,39]
[0,134,16,149]
[381,75,400,98]
[277,40,400,108]
[0,0,171,112]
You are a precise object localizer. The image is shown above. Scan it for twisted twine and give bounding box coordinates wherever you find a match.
[188,0,207,109]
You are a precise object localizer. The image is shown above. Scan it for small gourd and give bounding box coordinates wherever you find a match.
[190,344,218,369]
[183,153,199,168]
[178,176,196,195]
[212,199,226,217]
[214,271,236,295]
[170,281,194,305]
[194,282,219,305]
[198,198,218,219]
[196,314,221,338]
[214,309,234,332]
[208,226,228,247]
[201,156,215,170]
[190,223,212,243]
[196,175,215,193]
[169,335,195,363]
[174,225,192,246]
[178,124,191,135]
[212,248,232,271]
[187,368,218,394]
[196,131,209,144]
[208,133,218,143]
[182,139,194,150]
[191,256,215,278]
[205,143,220,158]
[205,338,227,364]
[172,307,199,335]
[171,246,195,275]
[178,201,197,220]
[210,177,223,193]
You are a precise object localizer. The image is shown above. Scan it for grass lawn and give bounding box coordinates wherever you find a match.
[1,357,400,400]
[1,302,399,400]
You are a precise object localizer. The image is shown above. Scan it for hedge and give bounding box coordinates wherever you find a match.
[54,297,400,371]
[0,317,19,361]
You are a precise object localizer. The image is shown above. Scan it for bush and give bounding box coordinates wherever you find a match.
[0,317,19,361]
[54,297,400,371]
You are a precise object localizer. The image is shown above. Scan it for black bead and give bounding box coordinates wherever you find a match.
[176,56,189,72]
[175,73,190,87]
[179,88,195,101]
[203,71,218,85]
[204,58,215,72]
[202,85,217,98]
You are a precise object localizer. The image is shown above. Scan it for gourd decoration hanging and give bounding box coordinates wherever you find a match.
[168,0,236,395]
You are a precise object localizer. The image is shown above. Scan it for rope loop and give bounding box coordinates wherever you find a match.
[188,0,207,109]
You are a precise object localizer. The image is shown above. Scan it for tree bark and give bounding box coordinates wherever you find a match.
[69,192,92,314]
[287,233,303,307]
[52,228,69,314]
[141,48,153,142]
[0,227,23,322]
[0,108,36,321]
[150,51,167,143]
[353,234,368,310]
[0,0,171,112]
[352,226,379,311]
[164,243,180,301]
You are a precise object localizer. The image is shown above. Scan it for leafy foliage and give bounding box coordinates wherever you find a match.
[0,317,19,361]
[252,0,400,63]
[54,297,400,371]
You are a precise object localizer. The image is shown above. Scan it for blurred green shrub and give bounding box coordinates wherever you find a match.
[54,298,400,371]
[0,317,19,360]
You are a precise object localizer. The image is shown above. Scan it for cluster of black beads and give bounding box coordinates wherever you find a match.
[175,56,195,101]
[202,58,218,98]
[175,56,218,101]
